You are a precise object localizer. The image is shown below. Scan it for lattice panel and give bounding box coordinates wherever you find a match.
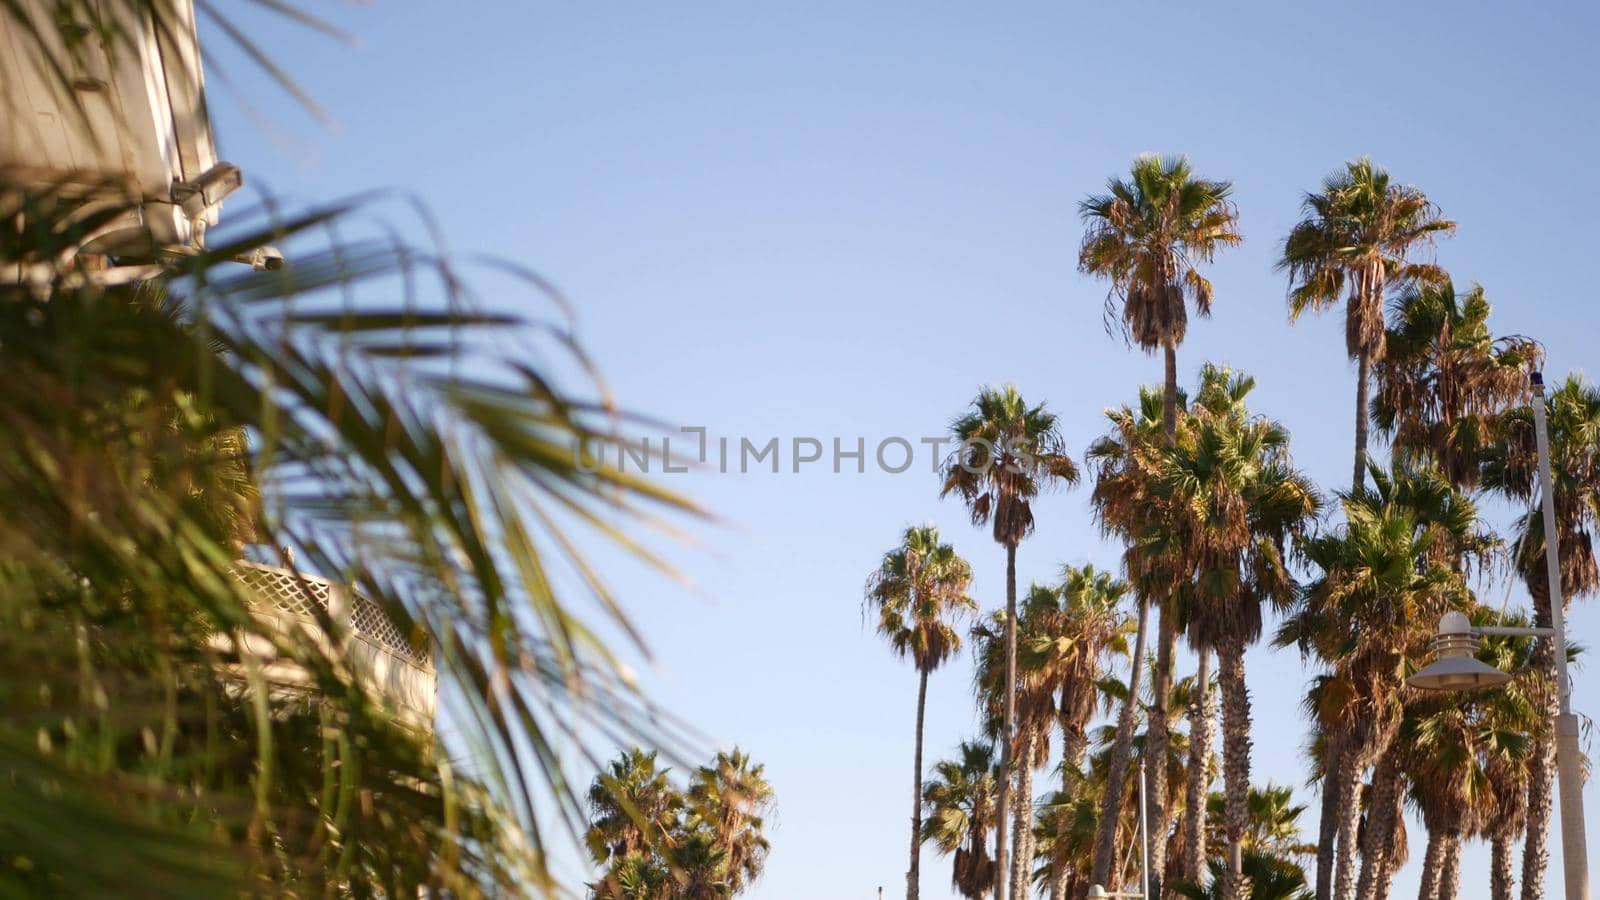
[234,563,332,618]
[350,594,431,668]
[232,562,431,670]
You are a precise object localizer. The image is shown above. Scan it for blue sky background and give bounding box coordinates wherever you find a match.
[203,2,1600,896]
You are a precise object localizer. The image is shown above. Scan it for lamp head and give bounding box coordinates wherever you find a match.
[1407,610,1512,692]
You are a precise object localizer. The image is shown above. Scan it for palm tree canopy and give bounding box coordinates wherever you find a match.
[1373,282,1541,488]
[922,740,1001,899]
[1079,154,1242,351]
[864,525,977,672]
[1482,373,1600,603]
[1150,366,1320,651]
[587,749,685,865]
[686,748,774,895]
[941,385,1079,546]
[1278,157,1455,360]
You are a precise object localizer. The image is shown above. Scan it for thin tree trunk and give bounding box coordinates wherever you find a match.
[1051,722,1086,900]
[1491,833,1516,900]
[1332,739,1366,900]
[996,542,1018,900]
[1521,584,1557,900]
[1315,733,1345,900]
[1144,338,1180,900]
[1438,834,1462,900]
[1011,732,1035,900]
[909,668,929,900]
[1356,752,1402,900]
[1182,650,1214,886]
[1092,593,1151,888]
[1417,832,1444,900]
[1146,613,1175,900]
[1373,770,1404,900]
[1354,347,1372,492]
[1217,641,1252,900]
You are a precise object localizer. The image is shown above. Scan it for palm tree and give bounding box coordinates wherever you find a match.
[1080,155,1242,896]
[924,741,1003,900]
[0,171,705,895]
[942,386,1080,900]
[866,525,978,900]
[1373,282,1540,489]
[1172,851,1314,900]
[1473,612,1544,900]
[1152,367,1320,900]
[1051,565,1135,794]
[1280,461,1487,900]
[686,749,774,896]
[587,749,687,867]
[1279,158,1455,496]
[1086,385,1172,886]
[1482,373,1600,900]
[1200,784,1317,863]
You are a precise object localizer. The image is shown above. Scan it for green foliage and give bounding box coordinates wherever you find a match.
[864,525,977,673]
[587,748,772,899]
[0,174,702,896]
[1079,154,1242,351]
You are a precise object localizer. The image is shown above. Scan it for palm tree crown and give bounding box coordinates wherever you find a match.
[866,525,977,672]
[1079,154,1242,357]
[1374,282,1540,489]
[941,385,1080,547]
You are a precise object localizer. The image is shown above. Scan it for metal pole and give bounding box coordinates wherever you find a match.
[1531,370,1591,900]
[1137,757,1150,900]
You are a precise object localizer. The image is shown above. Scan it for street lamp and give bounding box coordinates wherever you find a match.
[1408,370,1589,900]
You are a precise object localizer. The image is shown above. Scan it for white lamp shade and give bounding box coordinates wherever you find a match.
[1407,654,1512,692]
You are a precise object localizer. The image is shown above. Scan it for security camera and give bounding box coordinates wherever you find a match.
[174,163,243,218]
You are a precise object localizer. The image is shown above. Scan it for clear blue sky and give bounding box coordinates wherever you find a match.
[204,2,1600,896]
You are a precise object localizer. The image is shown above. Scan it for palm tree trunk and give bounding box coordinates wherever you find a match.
[1521,584,1557,900]
[1182,649,1214,886]
[1011,733,1035,900]
[996,542,1018,900]
[1146,612,1175,900]
[1052,723,1087,900]
[1439,834,1462,900]
[1373,772,1404,900]
[1417,832,1444,900]
[1315,734,1345,900]
[1092,593,1151,888]
[1356,752,1402,900]
[1492,833,1516,900]
[1354,347,1372,492]
[1332,739,1366,900]
[909,668,929,900]
[1217,641,1251,900]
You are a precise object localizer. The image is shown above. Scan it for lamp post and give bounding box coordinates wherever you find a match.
[1408,370,1590,900]
[1088,758,1151,900]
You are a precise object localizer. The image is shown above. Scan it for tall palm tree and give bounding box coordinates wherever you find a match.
[866,525,978,900]
[685,749,774,896]
[1481,373,1600,900]
[1279,158,1455,495]
[1080,155,1242,896]
[1280,461,1487,900]
[1086,385,1172,886]
[942,386,1080,900]
[1051,565,1135,794]
[924,741,1003,900]
[1373,282,1541,490]
[1152,367,1319,900]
